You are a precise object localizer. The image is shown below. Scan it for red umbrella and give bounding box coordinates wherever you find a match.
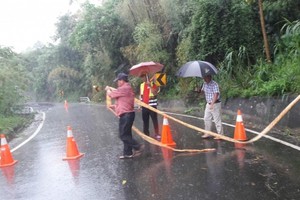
[129,61,164,77]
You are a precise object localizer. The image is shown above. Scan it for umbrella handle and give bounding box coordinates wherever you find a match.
[146,74,154,85]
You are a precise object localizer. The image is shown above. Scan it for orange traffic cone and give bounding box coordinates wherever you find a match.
[0,134,18,167]
[63,126,84,160]
[161,117,176,146]
[234,110,247,141]
[64,100,68,112]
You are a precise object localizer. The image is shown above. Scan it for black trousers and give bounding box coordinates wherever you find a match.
[142,106,159,136]
[119,112,140,156]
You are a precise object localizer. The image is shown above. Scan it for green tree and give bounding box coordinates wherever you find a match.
[132,20,169,63]
[47,66,81,99]
[18,0,300,102]
[0,47,30,115]
[188,0,261,64]
[69,2,133,86]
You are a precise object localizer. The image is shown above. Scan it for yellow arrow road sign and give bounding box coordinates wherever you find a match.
[154,73,166,86]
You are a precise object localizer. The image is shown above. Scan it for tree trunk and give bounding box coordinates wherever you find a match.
[258,0,271,63]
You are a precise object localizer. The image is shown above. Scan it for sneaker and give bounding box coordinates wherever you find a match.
[119,154,134,159]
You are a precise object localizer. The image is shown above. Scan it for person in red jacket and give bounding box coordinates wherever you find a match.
[106,72,144,159]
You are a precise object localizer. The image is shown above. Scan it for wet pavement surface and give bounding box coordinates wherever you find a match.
[1,103,300,200]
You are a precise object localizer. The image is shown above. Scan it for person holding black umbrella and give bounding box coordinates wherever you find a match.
[200,75,224,139]
[176,60,223,139]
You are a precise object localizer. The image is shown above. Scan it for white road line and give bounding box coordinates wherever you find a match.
[164,111,300,151]
[11,112,45,152]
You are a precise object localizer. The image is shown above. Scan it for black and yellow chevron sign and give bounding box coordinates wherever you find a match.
[154,73,166,86]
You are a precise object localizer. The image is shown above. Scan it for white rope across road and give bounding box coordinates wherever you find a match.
[246,95,300,143]
[166,112,300,151]
[106,106,216,153]
[106,89,300,150]
[133,95,300,144]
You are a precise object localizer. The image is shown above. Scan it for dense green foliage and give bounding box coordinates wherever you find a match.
[0,47,30,114]
[0,47,33,133]
[218,19,300,98]
[189,0,261,63]
[1,0,300,112]
[0,115,33,135]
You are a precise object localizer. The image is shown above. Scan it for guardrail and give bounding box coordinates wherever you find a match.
[79,97,90,103]
[11,106,34,114]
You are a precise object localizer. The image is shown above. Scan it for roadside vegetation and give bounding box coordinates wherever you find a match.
[0,0,299,134]
[0,115,34,139]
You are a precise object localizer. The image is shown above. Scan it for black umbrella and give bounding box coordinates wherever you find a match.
[176,61,218,78]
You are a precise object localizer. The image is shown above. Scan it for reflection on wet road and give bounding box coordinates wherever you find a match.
[1,103,300,199]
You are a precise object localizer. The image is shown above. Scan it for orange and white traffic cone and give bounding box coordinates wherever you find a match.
[161,117,176,146]
[234,110,247,141]
[0,134,18,167]
[64,100,68,112]
[63,126,84,160]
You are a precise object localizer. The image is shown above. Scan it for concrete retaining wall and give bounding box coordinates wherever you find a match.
[159,95,300,129]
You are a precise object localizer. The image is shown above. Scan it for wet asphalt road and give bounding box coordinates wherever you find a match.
[1,102,300,200]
